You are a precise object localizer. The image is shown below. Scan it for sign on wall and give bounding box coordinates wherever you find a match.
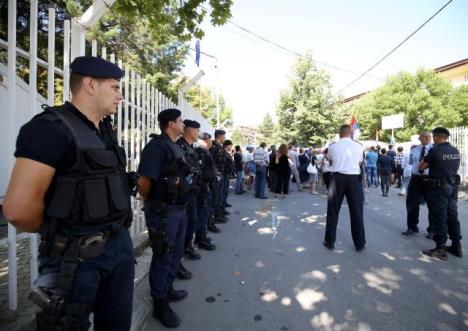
[382,114,404,130]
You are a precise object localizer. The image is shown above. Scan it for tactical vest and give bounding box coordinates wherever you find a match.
[210,142,226,174]
[150,134,192,202]
[42,106,131,228]
[195,147,216,185]
[177,138,201,191]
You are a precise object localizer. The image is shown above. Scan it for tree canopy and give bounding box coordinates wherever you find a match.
[256,112,275,146]
[276,52,347,146]
[351,69,467,142]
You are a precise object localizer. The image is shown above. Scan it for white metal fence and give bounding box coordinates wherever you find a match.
[449,126,468,182]
[1,0,213,311]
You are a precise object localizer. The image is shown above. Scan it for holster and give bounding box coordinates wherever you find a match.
[147,201,172,256]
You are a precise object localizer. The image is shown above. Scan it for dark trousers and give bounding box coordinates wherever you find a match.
[395,165,403,188]
[213,177,224,218]
[183,191,198,249]
[380,172,390,194]
[426,184,462,245]
[36,229,135,331]
[325,173,365,248]
[196,188,213,235]
[255,166,267,198]
[146,209,187,299]
[222,172,230,206]
[323,172,331,190]
[275,170,291,194]
[406,175,433,232]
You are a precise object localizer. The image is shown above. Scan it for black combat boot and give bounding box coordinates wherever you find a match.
[184,244,201,260]
[176,262,192,280]
[207,218,221,233]
[167,285,188,302]
[447,240,463,258]
[214,214,228,224]
[195,233,216,251]
[423,244,448,261]
[153,298,181,328]
[225,202,232,208]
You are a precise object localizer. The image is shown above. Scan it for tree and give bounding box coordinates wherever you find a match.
[276,52,344,146]
[0,0,233,98]
[184,84,233,127]
[448,85,468,126]
[230,127,246,146]
[257,112,275,146]
[351,69,464,142]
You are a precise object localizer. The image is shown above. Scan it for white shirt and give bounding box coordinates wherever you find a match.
[328,138,364,175]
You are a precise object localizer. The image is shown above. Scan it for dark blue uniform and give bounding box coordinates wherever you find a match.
[16,102,134,331]
[138,133,188,299]
[423,142,462,246]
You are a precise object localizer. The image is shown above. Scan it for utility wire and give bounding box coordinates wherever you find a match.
[200,5,383,81]
[338,0,454,93]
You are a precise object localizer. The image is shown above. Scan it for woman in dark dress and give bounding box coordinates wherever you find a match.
[268,145,278,192]
[274,144,291,198]
[298,148,310,188]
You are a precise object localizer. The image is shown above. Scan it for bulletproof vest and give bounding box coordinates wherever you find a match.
[42,106,131,227]
[177,138,201,191]
[150,133,192,201]
[210,142,226,174]
[195,147,216,184]
[225,153,234,173]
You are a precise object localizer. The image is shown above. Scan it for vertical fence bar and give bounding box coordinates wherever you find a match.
[124,66,130,158]
[117,59,123,146]
[91,40,97,57]
[130,71,136,172]
[141,80,146,150]
[29,0,38,116]
[7,0,18,311]
[101,47,107,60]
[47,8,55,105]
[63,20,70,102]
[110,53,115,63]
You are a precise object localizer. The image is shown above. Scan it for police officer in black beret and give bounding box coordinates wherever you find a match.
[419,127,463,260]
[177,120,203,260]
[4,56,135,330]
[138,108,190,328]
[210,129,230,224]
[194,132,218,248]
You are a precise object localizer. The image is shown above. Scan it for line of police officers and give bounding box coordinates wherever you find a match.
[3,56,235,330]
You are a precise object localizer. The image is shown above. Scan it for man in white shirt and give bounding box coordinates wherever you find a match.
[324,124,366,251]
[253,142,269,199]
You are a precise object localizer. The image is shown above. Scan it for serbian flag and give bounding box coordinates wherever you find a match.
[350,115,361,140]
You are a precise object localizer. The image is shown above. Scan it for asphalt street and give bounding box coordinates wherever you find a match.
[136,185,468,331]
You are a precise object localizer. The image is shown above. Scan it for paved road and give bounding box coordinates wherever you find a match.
[137,185,468,331]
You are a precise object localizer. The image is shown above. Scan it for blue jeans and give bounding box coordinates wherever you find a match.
[235,170,244,193]
[255,166,267,198]
[367,167,378,187]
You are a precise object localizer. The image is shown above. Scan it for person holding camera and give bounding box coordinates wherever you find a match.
[138,108,190,328]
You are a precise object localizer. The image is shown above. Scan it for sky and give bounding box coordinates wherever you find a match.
[182,0,468,127]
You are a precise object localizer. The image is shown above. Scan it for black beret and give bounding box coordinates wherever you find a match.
[198,132,212,139]
[70,56,123,80]
[183,119,200,129]
[432,127,450,136]
[158,108,181,123]
[214,129,226,136]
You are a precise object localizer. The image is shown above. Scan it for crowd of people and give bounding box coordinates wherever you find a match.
[2,55,463,331]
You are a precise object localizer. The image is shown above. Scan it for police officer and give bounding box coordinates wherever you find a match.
[222,139,235,213]
[194,132,218,249]
[3,56,135,331]
[420,127,463,260]
[402,131,434,238]
[177,120,203,260]
[138,108,190,328]
[210,129,229,224]
[324,124,366,251]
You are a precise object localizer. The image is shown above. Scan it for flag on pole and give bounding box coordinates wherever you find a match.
[195,40,200,67]
[350,115,361,140]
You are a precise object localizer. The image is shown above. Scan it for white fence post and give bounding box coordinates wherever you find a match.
[63,20,71,102]
[47,8,55,105]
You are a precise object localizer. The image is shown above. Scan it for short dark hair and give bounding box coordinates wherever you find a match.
[223,140,233,147]
[339,124,351,136]
[388,144,393,149]
[260,142,267,148]
[397,146,403,152]
[70,72,84,94]
[235,145,241,152]
[381,148,387,154]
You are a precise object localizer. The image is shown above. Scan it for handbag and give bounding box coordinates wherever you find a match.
[307,162,317,175]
